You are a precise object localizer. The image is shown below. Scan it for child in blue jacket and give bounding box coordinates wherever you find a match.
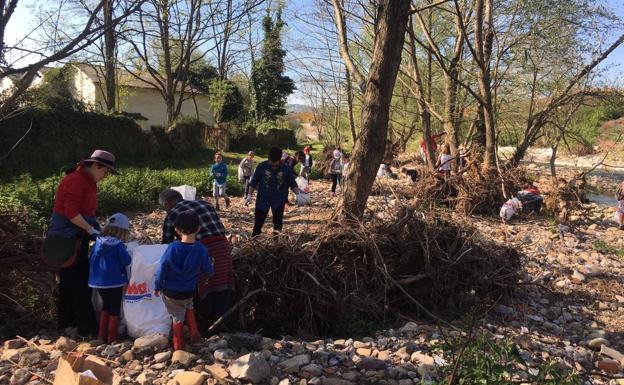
[155,210,214,351]
[88,213,132,343]
[210,152,230,210]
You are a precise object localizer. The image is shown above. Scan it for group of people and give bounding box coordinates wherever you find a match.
[47,147,309,352]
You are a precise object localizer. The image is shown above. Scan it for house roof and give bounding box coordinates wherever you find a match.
[72,63,203,94]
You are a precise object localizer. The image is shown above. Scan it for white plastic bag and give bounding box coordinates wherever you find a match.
[295,176,309,192]
[171,185,196,201]
[123,244,170,338]
[296,192,311,206]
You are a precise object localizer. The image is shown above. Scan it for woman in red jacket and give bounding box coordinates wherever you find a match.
[48,150,117,336]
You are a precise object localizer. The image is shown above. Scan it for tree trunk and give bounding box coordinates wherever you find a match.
[341,0,410,219]
[474,0,496,173]
[345,68,357,144]
[103,0,117,112]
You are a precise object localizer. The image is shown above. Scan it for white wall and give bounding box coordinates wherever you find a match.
[119,87,215,130]
[73,69,97,107]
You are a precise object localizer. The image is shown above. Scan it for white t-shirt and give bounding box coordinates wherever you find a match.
[439,154,453,171]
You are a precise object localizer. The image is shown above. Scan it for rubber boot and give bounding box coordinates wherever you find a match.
[107,315,119,344]
[97,311,109,342]
[172,322,185,351]
[185,309,201,343]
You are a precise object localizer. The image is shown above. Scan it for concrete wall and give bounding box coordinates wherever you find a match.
[73,68,97,107]
[118,87,214,130]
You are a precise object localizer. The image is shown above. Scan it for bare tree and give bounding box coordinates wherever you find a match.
[0,0,146,118]
[341,0,411,219]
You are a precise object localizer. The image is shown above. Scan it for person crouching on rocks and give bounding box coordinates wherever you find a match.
[88,213,132,344]
[155,210,214,351]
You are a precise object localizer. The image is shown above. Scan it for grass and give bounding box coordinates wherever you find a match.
[0,144,325,230]
[592,240,624,257]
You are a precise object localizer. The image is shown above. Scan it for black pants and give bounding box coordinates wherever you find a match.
[243,176,251,195]
[58,236,97,336]
[194,290,234,332]
[97,287,123,316]
[331,174,341,193]
[252,206,285,237]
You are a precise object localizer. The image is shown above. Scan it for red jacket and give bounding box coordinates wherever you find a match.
[419,133,444,154]
[53,166,97,219]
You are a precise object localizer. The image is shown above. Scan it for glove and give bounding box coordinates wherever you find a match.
[244,194,253,206]
[88,227,100,236]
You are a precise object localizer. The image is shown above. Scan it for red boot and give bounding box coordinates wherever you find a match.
[172,322,185,351]
[185,309,201,343]
[97,311,109,342]
[107,315,119,344]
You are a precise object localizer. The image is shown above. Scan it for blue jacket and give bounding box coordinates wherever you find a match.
[155,241,214,292]
[249,161,298,211]
[211,163,228,185]
[88,236,132,288]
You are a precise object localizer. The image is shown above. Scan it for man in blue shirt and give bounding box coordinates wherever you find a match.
[246,147,301,237]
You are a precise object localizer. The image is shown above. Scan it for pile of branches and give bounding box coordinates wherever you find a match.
[0,211,55,337]
[232,208,521,336]
[539,176,588,220]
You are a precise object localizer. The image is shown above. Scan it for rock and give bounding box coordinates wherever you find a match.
[172,371,207,385]
[227,333,263,351]
[134,334,169,351]
[357,357,385,370]
[154,351,172,363]
[229,353,270,383]
[399,322,419,333]
[54,336,77,352]
[300,363,323,378]
[1,349,21,362]
[137,372,157,385]
[278,354,310,373]
[600,345,624,361]
[9,368,30,385]
[205,363,229,381]
[3,339,24,350]
[172,350,198,367]
[411,352,437,378]
[76,343,96,354]
[571,270,586,283]
[214,349,235,361]
[588,338,609,350]
[596,359,621,374]
[18,348,46,366]
[120,349,135,362]
[356,348,373,357]
[322,379,354,385]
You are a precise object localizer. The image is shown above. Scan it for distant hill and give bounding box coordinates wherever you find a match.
[287,104,314,114]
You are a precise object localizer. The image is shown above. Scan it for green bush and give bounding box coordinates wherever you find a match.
[0,165,243,230]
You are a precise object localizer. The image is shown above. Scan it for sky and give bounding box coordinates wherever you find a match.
[5,0,624,105]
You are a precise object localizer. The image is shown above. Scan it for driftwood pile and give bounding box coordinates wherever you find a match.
[232,207,521,337]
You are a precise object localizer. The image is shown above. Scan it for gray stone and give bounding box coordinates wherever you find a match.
[54,336,77,352]
[228,353,270,383]
[3,340,24,350]
[172,350,198,368]
[278,354,310,373]
[154,351,172,363]
[18,348,46,366]
[9,369,30,385]
[214,349,235,361]
[357,357,386,370]
[588,338,609,350]
[133,334,169,351]
[300,363,323,377]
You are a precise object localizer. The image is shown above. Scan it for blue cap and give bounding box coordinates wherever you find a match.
[107,213,130,230]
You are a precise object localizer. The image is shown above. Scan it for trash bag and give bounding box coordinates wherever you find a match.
[171,185,197,201]
[123,244,170,337]
[295,176,310,193]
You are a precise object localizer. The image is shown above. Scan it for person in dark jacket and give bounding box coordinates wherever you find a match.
[155,210,214,351]
[300,146,313,181]
[48,149,117,336]
[88,213,132,343]
[246,147,301,237]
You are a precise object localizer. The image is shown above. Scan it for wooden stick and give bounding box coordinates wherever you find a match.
[207,288,265,333]
[16,336,117,365]
[7,358,53,384]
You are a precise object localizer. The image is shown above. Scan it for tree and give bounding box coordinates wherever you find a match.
[250,8,295,123]
[0,0,145,118]
[341,0,411,219]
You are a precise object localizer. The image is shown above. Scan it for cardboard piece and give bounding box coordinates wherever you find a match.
[53,353,114,385]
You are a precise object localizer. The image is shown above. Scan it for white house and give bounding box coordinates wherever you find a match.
[71,64,215,129]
